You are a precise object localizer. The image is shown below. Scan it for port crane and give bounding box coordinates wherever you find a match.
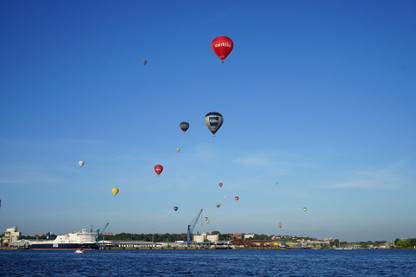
[186,208,203,245]
[96,222,109,242]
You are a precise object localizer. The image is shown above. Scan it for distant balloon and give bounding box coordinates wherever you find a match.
[224,195,227,199]
[142,59,147,65]
[78,161,85,167]
[174,206,178,212]
[204,112,224,136]
[179,122,189,133]
[154,164,163,176]
[176,148,181,152]
[211,36,234,63]
[218,182,223,188]
[216,203,221,208]
[278,222,282,229]
[234,196,239,201]
[111,188,119,196]
[303,207,307,212]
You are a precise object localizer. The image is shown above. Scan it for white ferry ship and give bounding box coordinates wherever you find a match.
[29,228,98,250]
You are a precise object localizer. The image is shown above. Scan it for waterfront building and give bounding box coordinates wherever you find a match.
[2,226,21,246]
[244,233,255,239]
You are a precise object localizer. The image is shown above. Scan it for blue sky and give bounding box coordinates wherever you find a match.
[1,0,415,241]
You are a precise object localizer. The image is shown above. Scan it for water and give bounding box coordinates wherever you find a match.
[1,249,416,276]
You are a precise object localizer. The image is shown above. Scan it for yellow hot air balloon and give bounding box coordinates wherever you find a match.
[176,148,181,152]
[216,203,221,208]
[112,188,119,196]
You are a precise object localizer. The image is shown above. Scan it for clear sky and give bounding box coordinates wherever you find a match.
[1,0,415,242]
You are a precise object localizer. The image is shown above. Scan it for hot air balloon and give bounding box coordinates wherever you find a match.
[78,161,85,167]
[224,195,227,199]
[211,36,234,63]
[216,203,221,208]
[303,207,307,212]
[234,196,239,201]
[176,148,181,152]
[154,164,163,176]
[142,59,147,65]
[278,222,282,229]
[111,188,119,196]
[174,206,178,212]
[179,122,189,133]
[204,112,223,136]
[218,182,223,188]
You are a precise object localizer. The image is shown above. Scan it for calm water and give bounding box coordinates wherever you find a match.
[1,249,416,276]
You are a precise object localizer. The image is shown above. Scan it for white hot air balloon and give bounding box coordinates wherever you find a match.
[204,112,224,136]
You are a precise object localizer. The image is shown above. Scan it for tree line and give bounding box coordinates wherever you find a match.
[394,238,416,249]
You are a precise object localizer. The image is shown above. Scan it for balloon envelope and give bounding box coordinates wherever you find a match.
[278,222,282,228]
[111,188,119,196]
[218,182,223,188]
[174,206,178,211]
[142,59,147,65]
[211,36,234,63]
[204,112,224,136]
[78,161,84,167]
[303,207,307,212]
[176,148,181,152]
[216,203,221,208]
[179,122,189,133]
[154,164,163,176]
[234,196,239,201]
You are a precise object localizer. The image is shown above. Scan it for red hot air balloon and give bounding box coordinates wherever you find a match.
[234,196,239,201]
[218,182,223,188]
[154,164,163,176]
[212,36,233,63]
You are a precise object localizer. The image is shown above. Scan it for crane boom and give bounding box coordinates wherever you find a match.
[96,222,109,241]
[186,208,203,245]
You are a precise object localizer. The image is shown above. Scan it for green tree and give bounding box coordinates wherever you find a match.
[395,239,411,249]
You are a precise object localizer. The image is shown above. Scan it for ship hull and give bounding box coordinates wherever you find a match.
[29,243,98,250]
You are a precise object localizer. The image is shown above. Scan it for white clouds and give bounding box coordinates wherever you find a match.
[234,155,274,168]
[0,174,67,186]
[321,162,407,190]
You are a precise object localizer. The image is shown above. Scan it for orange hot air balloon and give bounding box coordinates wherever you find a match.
[278,222,282,228]
[154,164,163,176]
[212,36,233,63]
[218,182,223,188]
[234,196,239,201]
